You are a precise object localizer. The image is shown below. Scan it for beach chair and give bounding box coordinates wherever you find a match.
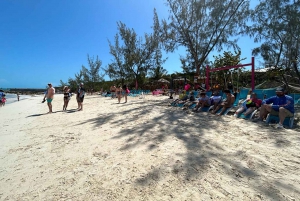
[262,89,276,99]
[193,105,213,112]
[188,102,197,109]
[265,114,294,128]
[238,88,249,101]
[235,100,258,119]
[233,93,240,107]
[206,91,212,97]
[236,109,258,119]
[214,106,233,115]
[253,89,264,100]
[176,102,185,107]
[293,94,300,107]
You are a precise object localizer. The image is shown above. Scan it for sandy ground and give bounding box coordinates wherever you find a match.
[0,93,300,201]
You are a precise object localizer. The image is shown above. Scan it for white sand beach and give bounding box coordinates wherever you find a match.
[0,94,300,200]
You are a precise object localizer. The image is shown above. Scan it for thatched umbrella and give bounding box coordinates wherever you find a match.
[157,78,170,83]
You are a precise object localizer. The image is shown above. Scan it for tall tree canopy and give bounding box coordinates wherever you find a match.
[160,0,250,75]
[106,11,166,87]
[247,0,300,85]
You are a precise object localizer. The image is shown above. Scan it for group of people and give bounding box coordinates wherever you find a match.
[109,84,130,103]
[171,86,295,129]
[42,83,86,113]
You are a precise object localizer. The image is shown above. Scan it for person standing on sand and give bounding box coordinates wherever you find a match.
[63,86,71,111]
[116,85,122,103]
[0,91,3,107]
[77,83,85,111]
[43,83,55,113]
[110,85,116,99]
[17,93,20,101]
[1,94,6,106]
[122,84,129,103]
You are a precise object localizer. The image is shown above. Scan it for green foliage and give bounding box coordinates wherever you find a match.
[160,0,250,74]
[106,11,166,88]
[63,55,104,92]
[210,51,246,88]
[246,0,300,85]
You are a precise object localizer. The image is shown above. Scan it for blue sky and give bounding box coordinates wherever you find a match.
[0,0,259,88]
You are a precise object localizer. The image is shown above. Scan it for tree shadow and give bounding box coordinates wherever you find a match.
[78,98,299,199]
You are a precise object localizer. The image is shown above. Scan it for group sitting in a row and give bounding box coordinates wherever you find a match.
[170,87,295,129]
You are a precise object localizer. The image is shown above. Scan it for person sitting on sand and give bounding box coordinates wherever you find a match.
[171,90,188,106]
[209,91,222,111]
[254,87,294,129]
[43,83,55,113]
[182,91,197,109]
[234,92,262,117]
[193,92,211,112]
[63,86,71,111]
[211,89,235,115]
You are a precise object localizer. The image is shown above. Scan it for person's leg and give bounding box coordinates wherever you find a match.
[78,99,82,110]
[235,107,245,115]
[63,99,66,110]
[244,107,255,116]
[217,106,227,115]
[278,107,291,125]
[65,100,69,110]
[47,102,51,113]
[259,104,272,119]
[212,105,221,114]
[194,101,200,110]
[77,97,80,109]
[125,93,127,103]
[197,102,206,111]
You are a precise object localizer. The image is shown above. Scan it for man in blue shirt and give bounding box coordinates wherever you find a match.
[255,87,294,128]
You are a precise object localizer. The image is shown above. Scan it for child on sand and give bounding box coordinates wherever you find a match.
[1,94,6,106]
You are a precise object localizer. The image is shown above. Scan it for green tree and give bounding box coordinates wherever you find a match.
[160,0,250,75]
[105,34,128,84]
[148,48,168,80]
[211,51,245,88]
[246,0,300,86]
[114,21,161,88]
[81,55,104,91]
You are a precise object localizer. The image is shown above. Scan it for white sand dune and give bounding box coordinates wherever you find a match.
[0,94,299,200]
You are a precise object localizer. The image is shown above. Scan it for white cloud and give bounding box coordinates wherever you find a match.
[0,78,7,83]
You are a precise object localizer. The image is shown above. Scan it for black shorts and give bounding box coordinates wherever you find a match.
[78,96,84,103]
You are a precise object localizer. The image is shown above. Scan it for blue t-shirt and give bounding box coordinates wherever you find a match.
[263,95,294,113]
